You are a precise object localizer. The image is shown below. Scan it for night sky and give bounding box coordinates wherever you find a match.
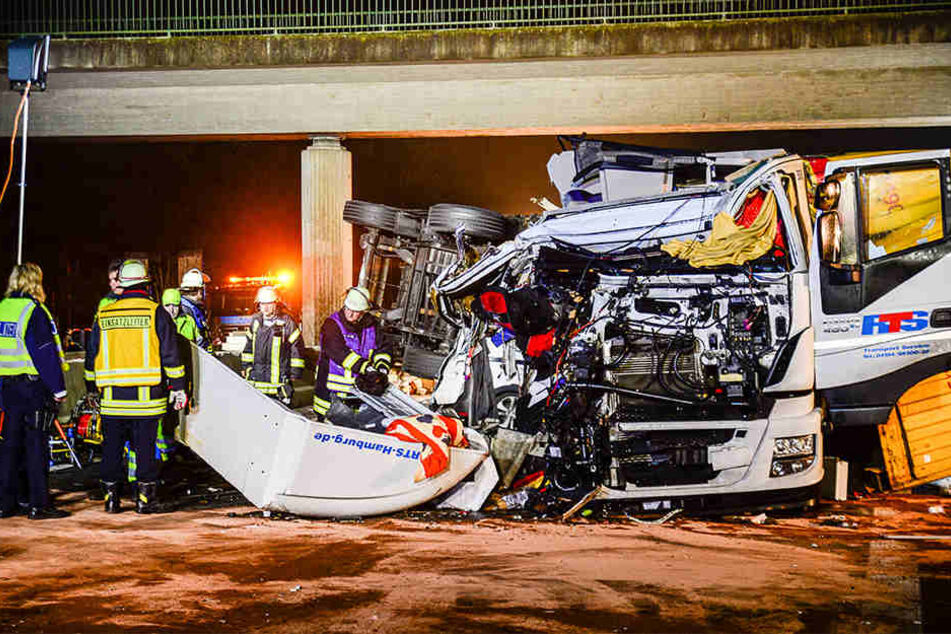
[2,127,949,329]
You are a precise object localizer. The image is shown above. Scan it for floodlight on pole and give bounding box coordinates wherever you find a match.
[7,35,50,265]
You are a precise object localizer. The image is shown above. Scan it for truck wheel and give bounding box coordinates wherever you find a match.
[402,346,447,379]
[494,387,520,430]
[343,200,399,233]
[393,209,426,240]
[427,204,513,242]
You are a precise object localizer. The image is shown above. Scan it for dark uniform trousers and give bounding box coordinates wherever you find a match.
[100,416,161,484]
[0,378,51,511]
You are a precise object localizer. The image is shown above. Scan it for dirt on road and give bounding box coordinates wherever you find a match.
[1,486,950,634]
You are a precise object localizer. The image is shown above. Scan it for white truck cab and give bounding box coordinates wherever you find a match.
[810,150,951,427]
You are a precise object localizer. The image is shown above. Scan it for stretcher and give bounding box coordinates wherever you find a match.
[176,344,491,517]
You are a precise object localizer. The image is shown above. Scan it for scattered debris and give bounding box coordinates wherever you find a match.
[818,514,859,529]
[624,509,683,525]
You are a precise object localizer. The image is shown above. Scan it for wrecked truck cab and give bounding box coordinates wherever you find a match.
[433,152,824,512]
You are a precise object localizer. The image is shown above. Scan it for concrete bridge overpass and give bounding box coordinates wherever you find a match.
[2,13,949,342]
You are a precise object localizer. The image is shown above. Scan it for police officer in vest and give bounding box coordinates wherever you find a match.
[312,287,392,417]
[0,263,70,519]
[84,259,187,514]
[241,286,305,405]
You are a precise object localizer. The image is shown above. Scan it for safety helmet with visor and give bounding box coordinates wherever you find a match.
[181,268,209,290]
[117,259,150,289]
[255,286,279,305]
[343,286,372,312]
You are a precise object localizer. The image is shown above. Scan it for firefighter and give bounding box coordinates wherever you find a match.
[150,287,200,465]
[312,287,392,417]
[0,263,70,520]
[241,286,304,405]
[179,267,211,350]
[84,259,187,514]
[162,288,199,342]
[96,258,124,314]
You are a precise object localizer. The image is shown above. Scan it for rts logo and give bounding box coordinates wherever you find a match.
[861,311,929,336]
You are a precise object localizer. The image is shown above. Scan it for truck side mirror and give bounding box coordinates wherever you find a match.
[815,178,841,212]
[817,210,861,284]
[817,211,841,264]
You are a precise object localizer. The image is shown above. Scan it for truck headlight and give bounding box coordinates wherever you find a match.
[770,434,815,477]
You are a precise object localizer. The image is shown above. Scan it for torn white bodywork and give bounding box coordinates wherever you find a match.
[177,345,490,517]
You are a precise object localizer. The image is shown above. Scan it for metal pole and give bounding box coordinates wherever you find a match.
[16,90,30,265]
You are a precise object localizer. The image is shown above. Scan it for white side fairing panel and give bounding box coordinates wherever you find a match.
[178,345,489,517]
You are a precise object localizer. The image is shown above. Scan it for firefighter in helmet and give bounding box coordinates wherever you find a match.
[162,288,199,343]
[179,268,211,350]
[312,287,392,418]
[84,259,187,514]
[241,286,305,405]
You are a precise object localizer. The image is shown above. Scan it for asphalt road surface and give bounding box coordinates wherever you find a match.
[1,460,950,633]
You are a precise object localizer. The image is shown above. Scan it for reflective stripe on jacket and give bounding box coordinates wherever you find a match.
[241,312,304,395]
[94,297,165,386]
[174,313,199,342]
[84,289,186,418]
[0,296,68,379]
[326,310,376,396]
[313,311,388,414]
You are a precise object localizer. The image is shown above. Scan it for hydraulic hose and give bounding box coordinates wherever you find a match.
[564,381,698,406]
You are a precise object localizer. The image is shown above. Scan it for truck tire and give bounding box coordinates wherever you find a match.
[393,209,426,240]
[402,345,447,379]
[427,203,512,242]
[343,200,399,233]
[493,387,520,431]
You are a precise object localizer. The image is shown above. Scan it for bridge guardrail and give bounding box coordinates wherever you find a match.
[2,0,950,39]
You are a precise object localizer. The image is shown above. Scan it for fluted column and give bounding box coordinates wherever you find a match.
[301,135,352,347]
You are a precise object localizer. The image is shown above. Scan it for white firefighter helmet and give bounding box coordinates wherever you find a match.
[180,267,208,290]
[343,286,371,312]
[117,259,150,288]
[255,285,279,304]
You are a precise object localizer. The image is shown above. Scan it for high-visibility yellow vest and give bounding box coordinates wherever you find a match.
[0,296,67,376]
[94,297,162,387]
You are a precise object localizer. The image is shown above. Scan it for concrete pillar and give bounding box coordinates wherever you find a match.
[301,135,352,347]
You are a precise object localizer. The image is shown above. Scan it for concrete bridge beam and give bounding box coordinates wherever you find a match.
[1,44,949,138]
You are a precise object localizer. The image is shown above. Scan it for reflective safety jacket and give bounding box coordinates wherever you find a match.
[241,312,305,395]
[312,310,391,415]
[84,289,185,417]
[97,295,118,313]
[180,296,211,350]
[0,294,68,400]
[174,312,199,342]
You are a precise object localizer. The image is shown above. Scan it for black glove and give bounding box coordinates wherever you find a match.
[356,370,388,396]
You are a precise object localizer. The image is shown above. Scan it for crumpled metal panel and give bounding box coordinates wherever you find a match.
[177,345,489,517]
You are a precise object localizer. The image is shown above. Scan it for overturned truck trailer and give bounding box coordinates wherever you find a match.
[176,346,491,517]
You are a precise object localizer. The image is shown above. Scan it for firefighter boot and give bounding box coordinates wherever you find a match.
[136,481,158,514]
[103,481,121,514]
